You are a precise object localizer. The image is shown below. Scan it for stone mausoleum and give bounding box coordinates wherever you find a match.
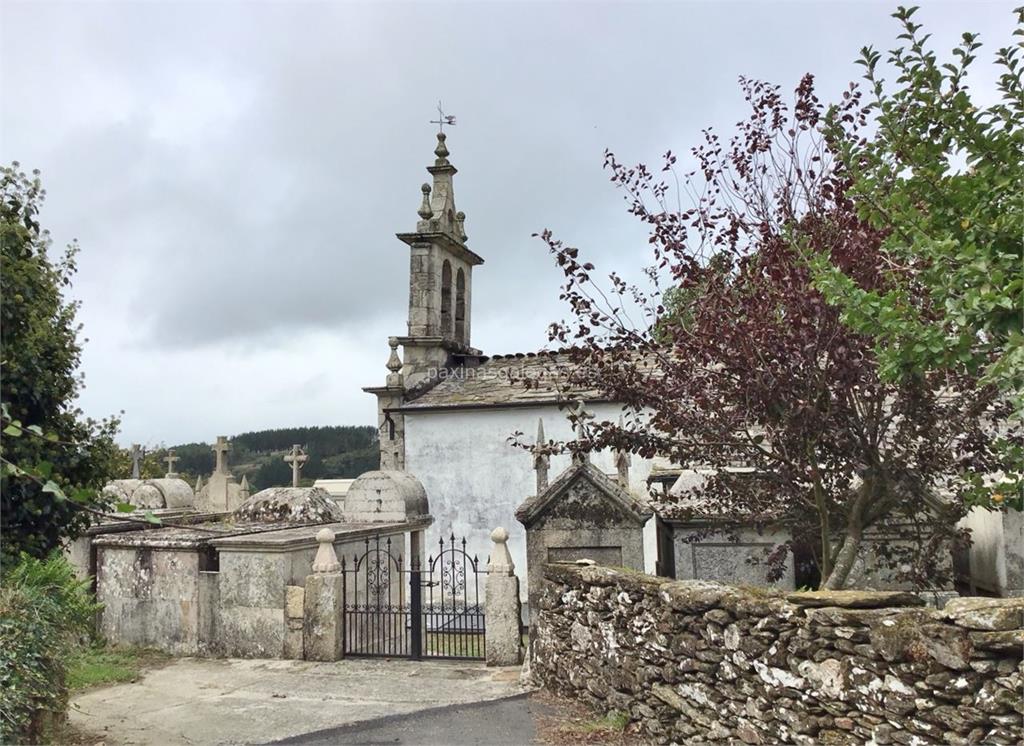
[80,472,432,658]
[516,432,652,613]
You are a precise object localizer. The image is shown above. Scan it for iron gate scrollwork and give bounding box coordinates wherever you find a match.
[341,534,409,657]
[341,532,486,660]
[423,534,486,659]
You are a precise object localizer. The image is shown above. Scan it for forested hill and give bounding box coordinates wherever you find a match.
[232,426,374,455]
[148,425,379,490]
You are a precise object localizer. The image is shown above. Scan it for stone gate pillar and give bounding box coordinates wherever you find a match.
[303,529,344,661]
[485,527,523,666]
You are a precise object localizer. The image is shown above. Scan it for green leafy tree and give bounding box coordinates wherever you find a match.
[815,6,1024,414]
[109,445,198,483]
[0,163,120,565]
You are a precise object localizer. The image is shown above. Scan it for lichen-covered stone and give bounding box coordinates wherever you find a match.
[944,597,1024,631]
[786,589,925,609]
[532,564,1023,745]
[233,487,341,524]
[969,630,1024,654]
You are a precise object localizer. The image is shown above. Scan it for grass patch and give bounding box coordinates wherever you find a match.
[572,710,630,735]
[532,692,644,745]
[424,631,484,658]
[67,646,170,691]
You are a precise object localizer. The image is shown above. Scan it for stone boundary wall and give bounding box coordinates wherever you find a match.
[531,564,1023,745]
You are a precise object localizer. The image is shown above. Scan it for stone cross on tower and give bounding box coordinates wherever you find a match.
[284,444,308,488]
[164,449,180,478]
[212,436,231,475]
[429,100,456,133]
[130,444,143,479]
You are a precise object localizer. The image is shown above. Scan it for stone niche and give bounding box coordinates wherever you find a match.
[516,461,652,613]
[93,487,338,655]
[93,520,287,655]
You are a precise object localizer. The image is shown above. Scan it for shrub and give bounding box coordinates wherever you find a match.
[0,553,98,744]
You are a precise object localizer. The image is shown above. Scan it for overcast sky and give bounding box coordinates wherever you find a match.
[1,0,1015,447]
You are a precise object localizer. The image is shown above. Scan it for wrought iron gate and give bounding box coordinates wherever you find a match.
[341,533,486,660]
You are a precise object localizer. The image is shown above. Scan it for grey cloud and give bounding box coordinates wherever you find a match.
[2,0,1015,441]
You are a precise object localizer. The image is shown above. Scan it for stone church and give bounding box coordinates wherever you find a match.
[364,132,661,590]
[366,130,982,602]
[360,129,921,597]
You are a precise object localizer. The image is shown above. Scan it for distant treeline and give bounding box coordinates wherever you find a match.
[233,425,377,455]
[138,425,379,490]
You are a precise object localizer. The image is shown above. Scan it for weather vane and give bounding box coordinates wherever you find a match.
[430,100,456,133]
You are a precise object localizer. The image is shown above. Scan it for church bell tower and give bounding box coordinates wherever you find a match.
[364,128,485,470]
[394,131,484,387]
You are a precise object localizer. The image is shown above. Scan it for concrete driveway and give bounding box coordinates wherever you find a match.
[70,657,527,745]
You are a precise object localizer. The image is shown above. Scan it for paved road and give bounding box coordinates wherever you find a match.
[70,658,526,745]
[270,694,538,746]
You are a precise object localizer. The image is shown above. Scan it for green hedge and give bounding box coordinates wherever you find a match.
[0,553,98,744]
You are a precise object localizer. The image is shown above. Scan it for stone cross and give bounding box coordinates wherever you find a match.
[284,444,308,488]
[130,444,143,479]
[211,436,231,475]
[568,402,592,466]
[615,448,631,488]
[614,415,631,487]
[164,449,180,477]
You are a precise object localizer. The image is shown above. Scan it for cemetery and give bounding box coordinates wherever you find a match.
[23,114,1023,745]
[71,441,527,664]
[2,4,1021,744]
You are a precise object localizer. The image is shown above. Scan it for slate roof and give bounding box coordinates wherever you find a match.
[400,352,609,411]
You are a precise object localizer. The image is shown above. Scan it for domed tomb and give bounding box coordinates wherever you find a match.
[342,470,430,523]
[99,478,194,510]
[101,479,142,504]
[232,486,342,524]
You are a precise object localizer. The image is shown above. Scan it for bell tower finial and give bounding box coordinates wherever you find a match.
[429,100,456,134]
[392,110,485,387]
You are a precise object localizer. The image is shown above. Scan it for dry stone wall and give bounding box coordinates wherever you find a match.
[531,564,1023,745]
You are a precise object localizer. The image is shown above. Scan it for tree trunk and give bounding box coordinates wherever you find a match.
[822,522,863,590]
[820,479,875,591]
